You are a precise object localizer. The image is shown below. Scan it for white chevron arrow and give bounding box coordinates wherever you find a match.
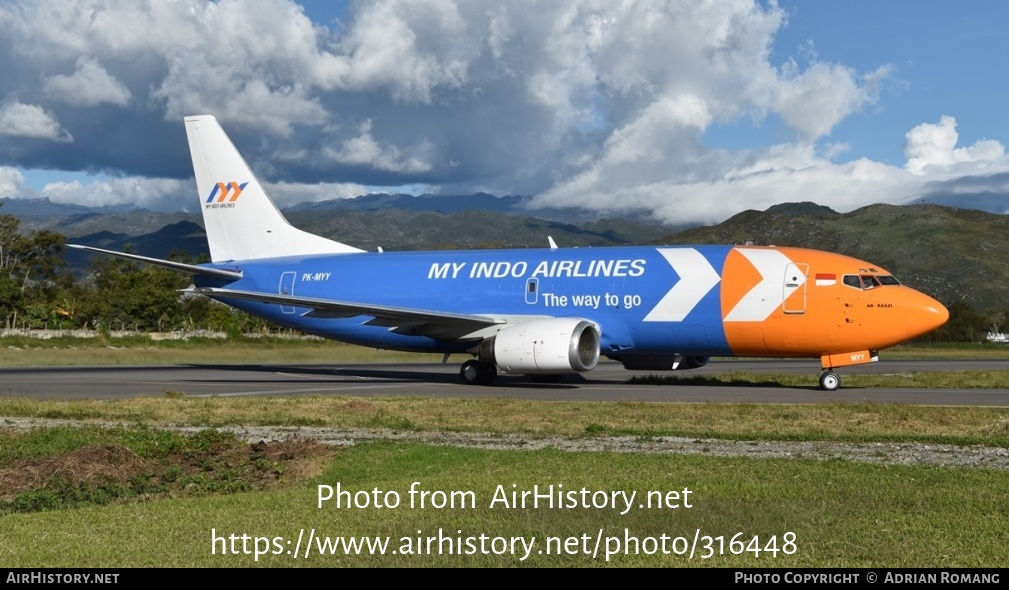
[724,248,794,322]
[643,248,721,322]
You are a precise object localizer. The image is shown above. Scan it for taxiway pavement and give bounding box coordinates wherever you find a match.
[1,359,1007,405]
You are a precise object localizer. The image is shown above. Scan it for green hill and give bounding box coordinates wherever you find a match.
[657,203,1009,311]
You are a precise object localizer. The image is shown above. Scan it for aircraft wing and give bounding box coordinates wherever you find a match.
[188,287,505,339]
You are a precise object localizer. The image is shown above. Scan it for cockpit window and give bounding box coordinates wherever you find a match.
[843,274,895,290]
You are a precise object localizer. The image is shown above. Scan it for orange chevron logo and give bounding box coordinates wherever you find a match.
[205,181,249,203]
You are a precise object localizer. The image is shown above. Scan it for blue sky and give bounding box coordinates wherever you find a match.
[768,1,1009,165]
[1,0,1007,222]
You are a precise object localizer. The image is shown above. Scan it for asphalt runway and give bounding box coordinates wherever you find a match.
[1,359,1007,405]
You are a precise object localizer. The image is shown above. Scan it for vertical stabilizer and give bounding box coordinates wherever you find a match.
[184,115,363,262]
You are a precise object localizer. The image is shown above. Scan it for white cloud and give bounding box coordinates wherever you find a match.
[518,1,898,221]
[761,62,887,141]
[5,0,337,134]
[325,120,432,173]
[35,174,364,212]
[0,102,72,142]
[0,167,27,199]
[534,112,1009,226]
[153,59,328,137]
[43,57,131,107]
[0,0,1005,225]
[535,142,926,225]
[904,116,1006,175]
[265,180,367,207]
[41,177,189,211]
[313,0,473,102]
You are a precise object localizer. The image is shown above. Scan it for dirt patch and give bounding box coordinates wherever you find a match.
[337,399,378,412]
[0,433,335,512]
[0,445,145,498]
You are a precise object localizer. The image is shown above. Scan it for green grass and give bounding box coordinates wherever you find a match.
[2,441,1006,567]
[0,336,442,366]
[1,336,1008,367]
[885,343,1009,359]
[3,397,1009,446]
[2,339,1007,567]
[629,369,1009,389]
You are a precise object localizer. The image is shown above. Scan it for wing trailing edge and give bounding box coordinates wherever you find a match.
[188,287,505,337]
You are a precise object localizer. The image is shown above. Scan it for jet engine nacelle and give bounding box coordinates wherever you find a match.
[478,318,600,374]
[619,355,709,371]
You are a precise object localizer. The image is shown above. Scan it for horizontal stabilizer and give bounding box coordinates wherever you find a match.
[68,244,242,280]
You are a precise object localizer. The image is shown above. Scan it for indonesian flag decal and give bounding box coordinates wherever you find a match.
[815,273,836,287]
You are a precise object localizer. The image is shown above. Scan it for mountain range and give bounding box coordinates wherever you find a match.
[659,202,1009,312]
[4,194,1008,312]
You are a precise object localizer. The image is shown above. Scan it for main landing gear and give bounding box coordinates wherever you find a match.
[818,370,840,391]
[460,359,497,385]
[459,360,566,385]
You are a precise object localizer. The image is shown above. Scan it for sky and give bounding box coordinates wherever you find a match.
[0,0,1007,224]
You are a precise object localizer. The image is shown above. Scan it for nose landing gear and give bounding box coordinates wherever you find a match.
[818,370,840,391]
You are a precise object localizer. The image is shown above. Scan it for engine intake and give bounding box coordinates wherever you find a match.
[478,318,600,374]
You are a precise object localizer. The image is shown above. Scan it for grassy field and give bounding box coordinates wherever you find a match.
[2,338,1007,567]
[0,335,443,366]
[1,335,1008,367]
[3,397,1009,446]
[629,369,1009,389]
[2,436,1006,567]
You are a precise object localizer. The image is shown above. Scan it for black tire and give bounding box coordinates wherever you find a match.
[460,360,497,385]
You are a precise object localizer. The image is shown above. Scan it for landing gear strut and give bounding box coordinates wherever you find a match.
[818,370,840,391]
[460,359,497,385]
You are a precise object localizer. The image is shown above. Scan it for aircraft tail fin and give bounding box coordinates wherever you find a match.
[184,115,363,262]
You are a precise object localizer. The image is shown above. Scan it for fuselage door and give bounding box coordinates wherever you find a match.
[782,263,808,314]
[279,271,296,314]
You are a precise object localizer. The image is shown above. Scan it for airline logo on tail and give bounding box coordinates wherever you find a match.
[205,181,249,209]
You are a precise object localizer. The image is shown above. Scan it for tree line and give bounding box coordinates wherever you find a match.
[0,213,268,335]
[0,211,1006,342]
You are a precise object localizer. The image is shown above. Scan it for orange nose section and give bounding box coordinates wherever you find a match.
[905,290,949,339]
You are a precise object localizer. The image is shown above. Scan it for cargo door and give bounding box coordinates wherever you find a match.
[782,263,808,314]
[279,271,296,314]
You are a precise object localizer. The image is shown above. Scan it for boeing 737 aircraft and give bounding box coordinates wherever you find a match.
[71,116,949,391]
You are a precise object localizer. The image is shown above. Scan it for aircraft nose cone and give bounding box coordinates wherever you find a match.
[906,290,949,339]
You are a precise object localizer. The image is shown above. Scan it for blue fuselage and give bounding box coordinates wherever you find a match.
[196,246,733,356]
